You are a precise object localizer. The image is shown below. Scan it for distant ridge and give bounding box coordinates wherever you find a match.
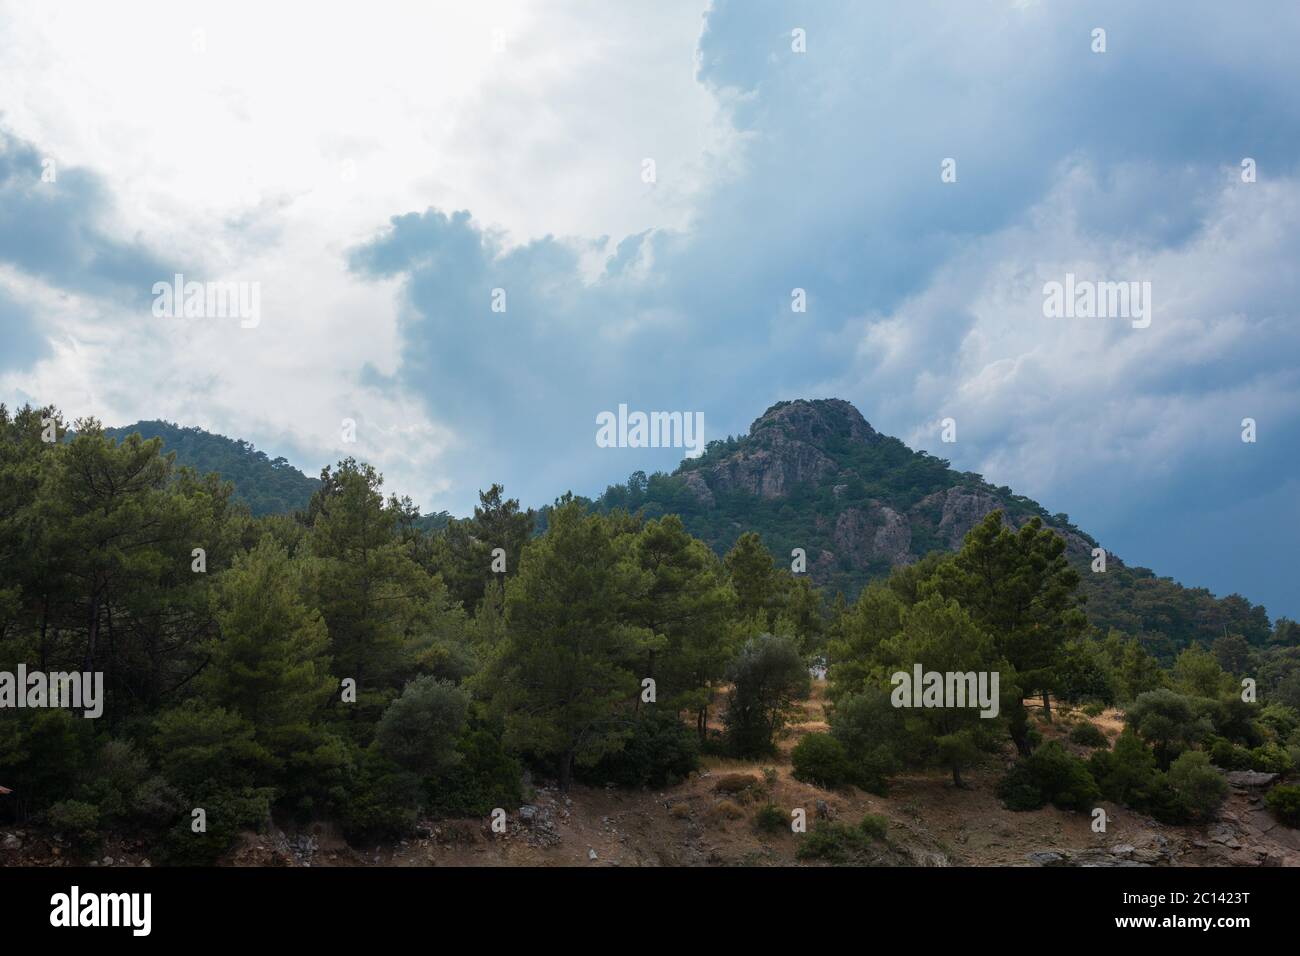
[104,420,321,517]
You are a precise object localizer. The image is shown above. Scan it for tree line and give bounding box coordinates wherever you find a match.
[2,404,1298,862]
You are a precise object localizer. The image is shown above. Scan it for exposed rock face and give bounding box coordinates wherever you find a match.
[692,399,879,501]
[681,471,714,507]
[750,398,881,447]
[830,503,913,570]
[707,441,837,500]
[926,487,1004,550]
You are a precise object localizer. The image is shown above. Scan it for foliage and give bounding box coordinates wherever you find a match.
[1265,785,1300,827]
[999,741,1100,812]
[796,821,876,864]
[754,803,787,834]
[576,709,699,789]
[790,733,851,788]
[722,633,809,757]
[1068,722,1109,748]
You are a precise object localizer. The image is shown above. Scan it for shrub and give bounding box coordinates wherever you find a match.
[1258,704,1300,742]
[375,676,467,777]
[1068,722,1108,748]
[1265,784,1300,827]
[1208,737,1252,770]
[1163,751,1228,822]
[1082,701,1105,718]
[577,710,699,789]
[428,727,523,818]
[161,786,274,866]
[1249,742,1294,775]
[1089,730,1158,806]
[669,802,692,820]
[858,813,889,841]
[796,822,874,864]
[828,689,906,794]
[754,803,787,834]
[999,741,1100,812]
[333,750,423,842]
[791,733,851,788]
[0,708,93,819]
[45,800,101,854]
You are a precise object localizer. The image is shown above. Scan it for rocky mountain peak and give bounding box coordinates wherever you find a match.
[749,398,880,449]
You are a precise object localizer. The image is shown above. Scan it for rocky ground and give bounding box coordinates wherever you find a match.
[4,689,1298,868]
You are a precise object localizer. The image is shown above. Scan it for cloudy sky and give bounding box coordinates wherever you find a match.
[1,0,1297,619]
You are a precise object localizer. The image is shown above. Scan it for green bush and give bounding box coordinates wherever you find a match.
[1258,703,1300,742]
[428,728,523,817]
[45,800,101,854]
[161,786,274,866]
[1249,742,1294,775]
[375,676,468,777]
[828,689,905,794]
[1208,737,1252,770]
[1068,722,1108,748]
[796,821,874,864]
[859,813,889,841]
[0,708,93,819]
[576,710,699,789]
[1089,730,1159,806]
[791,733,851,788]
[754,803,787,834]
[1265,784,1300,827]
[999,741,1100,812]
[332,749,423,842]
[1163,751,1228,822]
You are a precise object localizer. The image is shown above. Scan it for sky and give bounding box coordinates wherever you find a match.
[1,0,1296,620]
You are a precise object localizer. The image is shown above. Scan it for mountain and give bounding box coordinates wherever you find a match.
[104,420,321,516]
[593,399,1273,658]
[107,402,1274,658]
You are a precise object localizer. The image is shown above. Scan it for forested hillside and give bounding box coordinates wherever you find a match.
[103,420,320,517]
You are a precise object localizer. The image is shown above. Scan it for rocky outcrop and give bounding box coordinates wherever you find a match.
[706,441,838,500]
[681,471,714,507]
[1225,771,1279,788]
[830,503,914,569]
[690,399,878,501]
[916,486,1003,550]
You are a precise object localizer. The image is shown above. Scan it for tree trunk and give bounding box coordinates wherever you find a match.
[558,750,574,791]
[952,765,964,789]
[1041,690,1052,722]
[1009,702,1034,757]
[83,591,101,673]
